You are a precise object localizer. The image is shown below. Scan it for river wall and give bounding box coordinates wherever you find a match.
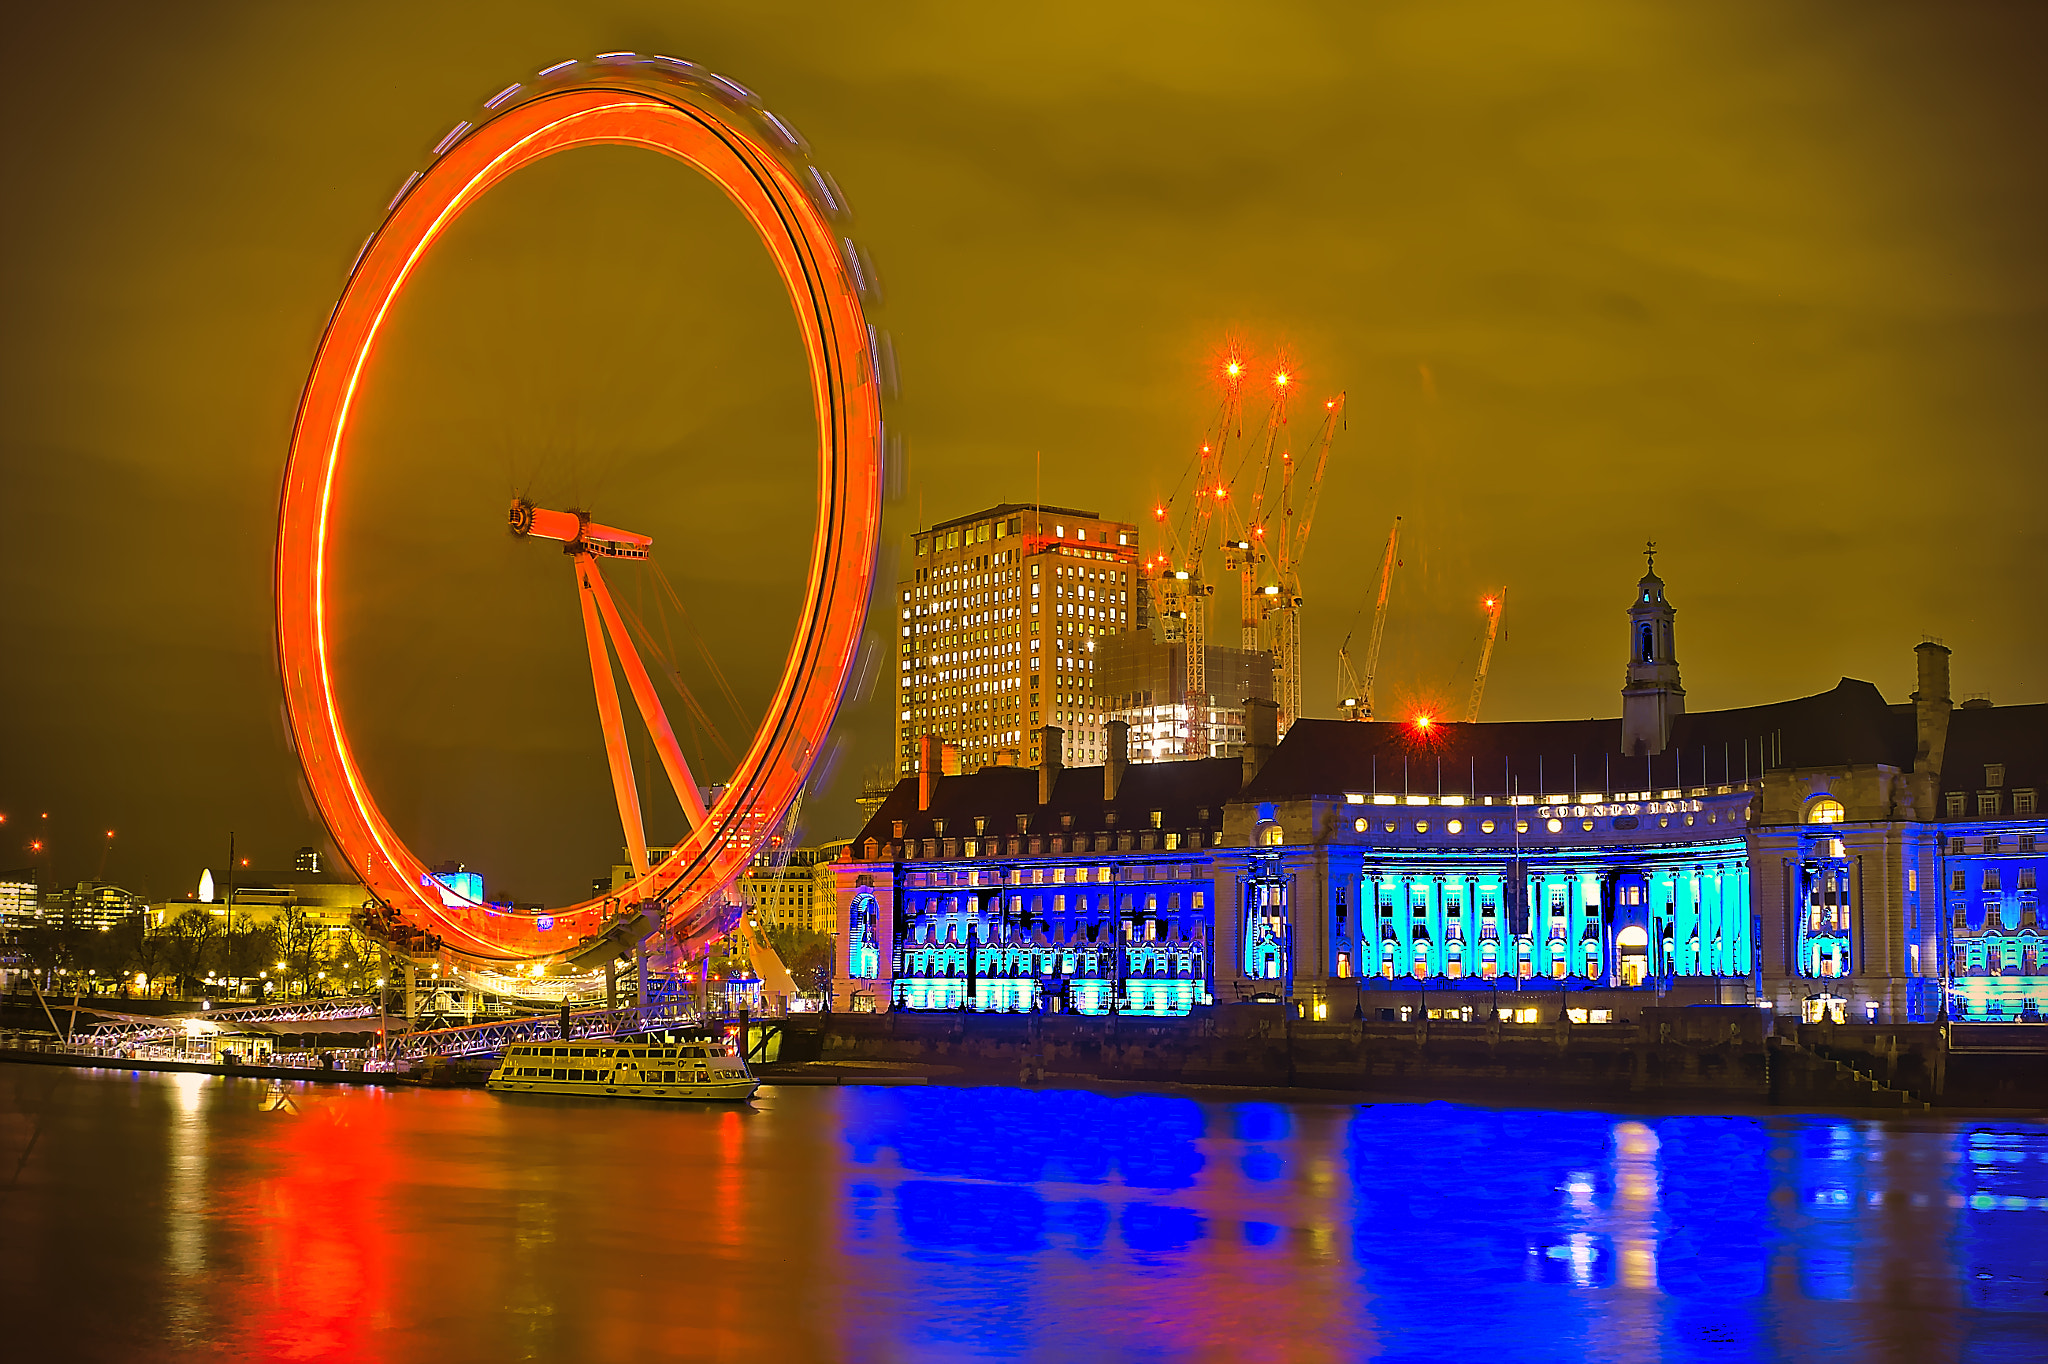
[777,1006,2048,1111]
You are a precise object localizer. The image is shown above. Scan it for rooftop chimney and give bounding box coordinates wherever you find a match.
[1038,725,1064,806]
[1104,719,1130,800]
[1910,640,1952,818]
[1241,696,1278,789]
[918,733,941,812]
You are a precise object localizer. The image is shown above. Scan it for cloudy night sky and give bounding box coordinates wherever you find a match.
[3,1,2044,907]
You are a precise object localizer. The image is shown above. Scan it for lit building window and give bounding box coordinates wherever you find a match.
[1806,797,1845,825]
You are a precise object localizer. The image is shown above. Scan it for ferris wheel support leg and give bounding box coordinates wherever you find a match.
[582,557,710,829]
[577,556,651,875]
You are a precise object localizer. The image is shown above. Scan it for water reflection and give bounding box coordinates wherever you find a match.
[0,1068,2043,1362]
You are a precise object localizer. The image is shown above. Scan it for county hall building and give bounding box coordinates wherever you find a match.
[833,559,2045,1025]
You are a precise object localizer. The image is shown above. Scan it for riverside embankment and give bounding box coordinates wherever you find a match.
[774,1005,2048,1111]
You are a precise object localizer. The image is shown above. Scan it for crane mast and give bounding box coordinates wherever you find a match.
[1230,375,1291,652]
[1269,393,1344,735]
[1338,643,1366,720]
[1357,516,1402,720]
[1156,359,1246,756]
[1466,589,1504,723]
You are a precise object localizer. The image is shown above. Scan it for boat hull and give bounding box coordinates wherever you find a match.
[486,1076,758,1102]
[484,1038,758,1102]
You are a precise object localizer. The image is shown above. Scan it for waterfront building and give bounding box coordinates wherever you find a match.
[40,880,147,932]
[896,504,1141,778]
[741,846,827,935]
[835,555,2047,1023]
[0,869,40,931]
[834,729,1233,1014]
[810,839,852,936]
[201,854,367,931]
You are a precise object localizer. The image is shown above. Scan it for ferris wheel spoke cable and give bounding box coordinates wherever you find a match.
[611,584,741,770]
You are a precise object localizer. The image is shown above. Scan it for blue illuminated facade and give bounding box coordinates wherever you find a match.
[833,561,2045,1024]
[831,744,1239,1015]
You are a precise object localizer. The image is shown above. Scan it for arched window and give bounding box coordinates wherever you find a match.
[1805,797,1846,825]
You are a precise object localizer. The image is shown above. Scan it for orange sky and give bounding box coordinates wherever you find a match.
[3,1,2043,901]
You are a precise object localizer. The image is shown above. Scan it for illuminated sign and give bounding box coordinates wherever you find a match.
[428,871,485,908]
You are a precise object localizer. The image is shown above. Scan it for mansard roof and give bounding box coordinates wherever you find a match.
[1939,702,2047,805]
[854,757,1244,845]
[1243,677,1917,801]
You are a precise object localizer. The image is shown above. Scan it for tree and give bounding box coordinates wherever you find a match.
[160,909,222,997]
[96,911,151,988]
[326,926,377,993]
[767,925,837,993]
[219,915,281,995]
[275,907,326,998]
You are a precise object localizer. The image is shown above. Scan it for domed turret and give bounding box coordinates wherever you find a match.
[1621,542,1685,756]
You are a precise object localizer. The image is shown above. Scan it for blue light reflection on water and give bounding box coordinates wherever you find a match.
[837,1087,2048,1363]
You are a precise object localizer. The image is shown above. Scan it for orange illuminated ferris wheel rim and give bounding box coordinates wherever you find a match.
[275,57,885,969]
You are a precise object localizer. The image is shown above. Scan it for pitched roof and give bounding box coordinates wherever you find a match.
[1243,678,1916,801]
[1940,702,2048,803]
[854,757,1244,845]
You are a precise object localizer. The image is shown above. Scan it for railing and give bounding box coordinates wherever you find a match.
[80,995,380,1047]
[382,998,707,1062]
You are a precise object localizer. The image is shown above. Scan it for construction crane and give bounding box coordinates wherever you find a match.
[1267,392,1344,734]
[1341,517,1401,720]
[1226,371,1293,652]
[1150,354,1247,756]
[1466,589,1504,723]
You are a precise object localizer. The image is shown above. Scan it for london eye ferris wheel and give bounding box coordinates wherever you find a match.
[274,54,890,986]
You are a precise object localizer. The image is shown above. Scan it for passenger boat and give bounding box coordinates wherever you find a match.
[485,1035,759,1101]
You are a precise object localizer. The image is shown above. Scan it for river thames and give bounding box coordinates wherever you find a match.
[1,1066,2043,1362]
